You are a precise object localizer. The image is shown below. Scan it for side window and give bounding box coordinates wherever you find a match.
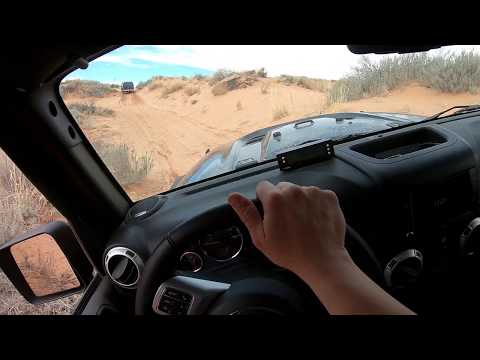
[0,149,84,314]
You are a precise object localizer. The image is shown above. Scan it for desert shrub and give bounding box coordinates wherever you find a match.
[93,141,153,186]
[67,102,114,129]
[273,106,289,121]
[137,76,164,90]
[60,80,116,98]
[211,83,229,96]
[208,69,236,86]
[327,50,480,104]
[191,99,198,105]
[193,74,207,81]
[68,102,114,117]
[278,75,330,92]
[184,86,200,96]
[257,68,267,78]
[161,82,185,98]
[421,50,480,93]
[236,101,243,111]
[110,84,120,89]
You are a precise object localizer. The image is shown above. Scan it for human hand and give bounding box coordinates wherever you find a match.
[228,181,351,280]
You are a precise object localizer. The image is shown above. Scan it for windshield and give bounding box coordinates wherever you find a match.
[60,45,480,201]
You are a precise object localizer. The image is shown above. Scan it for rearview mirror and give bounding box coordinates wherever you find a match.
[0,221,93,304]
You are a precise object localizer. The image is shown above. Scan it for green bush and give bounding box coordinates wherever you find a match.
[327,50,480,104]
[93,141,153,186]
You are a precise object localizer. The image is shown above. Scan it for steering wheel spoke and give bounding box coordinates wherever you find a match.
[152,275,230,315]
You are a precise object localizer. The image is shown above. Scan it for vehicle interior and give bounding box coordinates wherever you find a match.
[1,44,480,315]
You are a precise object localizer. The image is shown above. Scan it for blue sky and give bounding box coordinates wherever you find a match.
[64,45,480,85]
[64,46,213,85]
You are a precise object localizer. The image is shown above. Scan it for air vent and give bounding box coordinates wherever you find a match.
[105,247,144,289]
[351,127,447,159]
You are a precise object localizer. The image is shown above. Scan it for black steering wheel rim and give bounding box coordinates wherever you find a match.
[135,201,383,315]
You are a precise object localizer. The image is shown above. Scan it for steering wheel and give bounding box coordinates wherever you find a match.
[135,200,383,315]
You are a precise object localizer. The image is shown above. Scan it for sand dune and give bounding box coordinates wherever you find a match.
[64,79,480,200]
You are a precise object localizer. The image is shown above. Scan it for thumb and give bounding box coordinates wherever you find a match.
[228,192,265,249]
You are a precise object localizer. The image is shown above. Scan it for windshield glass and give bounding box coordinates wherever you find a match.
[60,45,480,200]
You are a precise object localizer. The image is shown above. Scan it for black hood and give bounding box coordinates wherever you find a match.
[172,112,425,188]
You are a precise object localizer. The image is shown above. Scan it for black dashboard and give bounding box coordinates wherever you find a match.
[101,114,480,314]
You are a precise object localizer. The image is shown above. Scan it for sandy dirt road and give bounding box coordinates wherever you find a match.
[65,79,480,200]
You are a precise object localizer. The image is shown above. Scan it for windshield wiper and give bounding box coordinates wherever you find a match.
[425,105,480,121]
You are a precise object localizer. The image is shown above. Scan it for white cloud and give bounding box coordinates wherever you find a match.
[93,54,152,69]
[101,45,480,80]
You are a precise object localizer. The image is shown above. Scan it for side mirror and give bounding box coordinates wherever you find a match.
[0,221,93,304]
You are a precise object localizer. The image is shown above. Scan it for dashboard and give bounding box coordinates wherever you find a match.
[101,114,480,314]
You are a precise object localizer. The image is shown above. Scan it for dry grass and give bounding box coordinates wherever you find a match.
[0,271,80,315]
[208,69,236,86]
[161,82,185,98]
[137,76,164,90]
[257,68,267,78]
[0,153,60,246]
[273,106,289,121]
[212,84,229,96]
[327,50,480,104]
[278,75,331,92]
[184,86,200,96]
[0,150,82,315]
[93,141,154,186]
[68,102,114,129]
[60,80,116,98]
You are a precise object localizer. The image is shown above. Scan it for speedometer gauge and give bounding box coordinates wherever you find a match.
[199,226,244,262]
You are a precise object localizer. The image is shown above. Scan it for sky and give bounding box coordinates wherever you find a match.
[64,45,480,85]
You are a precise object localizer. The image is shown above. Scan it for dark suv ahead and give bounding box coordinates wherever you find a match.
[121,81,135,94]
